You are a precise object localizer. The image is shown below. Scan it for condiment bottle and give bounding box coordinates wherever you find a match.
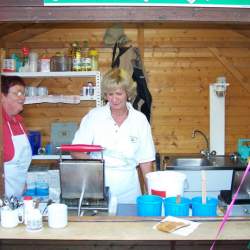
[81,40,91,71]
[22,47,29,65]
[23,196,34,225]
[89,49,98,71]
[21,47,30,71]
[71,42,81,71]
[87,82,94,96]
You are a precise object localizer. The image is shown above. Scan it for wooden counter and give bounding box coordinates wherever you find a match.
[0,216,250,250]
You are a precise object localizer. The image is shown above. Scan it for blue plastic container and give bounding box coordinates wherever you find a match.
[136,195,162,216]
[164,197,190,216]
[28,131,41,155]
[23,188,36,196]
[36,182,49,196]
[192,196,218,216]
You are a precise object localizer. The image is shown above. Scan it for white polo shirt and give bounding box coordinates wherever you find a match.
[72,102,155,203]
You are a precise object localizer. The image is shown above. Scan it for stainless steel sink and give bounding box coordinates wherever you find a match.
[172,157,211,167]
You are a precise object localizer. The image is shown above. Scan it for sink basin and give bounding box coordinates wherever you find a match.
[172,158,211,167]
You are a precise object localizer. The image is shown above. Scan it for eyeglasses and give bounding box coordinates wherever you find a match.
[8,91,26,97]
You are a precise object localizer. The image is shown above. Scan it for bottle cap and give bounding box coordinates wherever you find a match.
[24,196,33,200]
[89,49,98,56]
[22,47,30,56]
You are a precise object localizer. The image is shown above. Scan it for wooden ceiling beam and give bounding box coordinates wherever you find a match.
[2,41,250,49]
[0,6,250,24]
[0,23,32,37]
[0,28,51,44]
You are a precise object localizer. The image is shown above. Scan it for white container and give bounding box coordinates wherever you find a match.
[146,171,187,198]
[48,203,68,229]
[29,52,38,72]
[23,196,34,225]
[39,58,50,72]
[3,59,16,72]
[1,207,23,228]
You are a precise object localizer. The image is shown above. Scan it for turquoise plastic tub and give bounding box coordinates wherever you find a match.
[192,196,218,216]
[136,195,162,216]
[164,197,190,216]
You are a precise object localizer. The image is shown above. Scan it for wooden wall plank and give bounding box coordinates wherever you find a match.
[1,24,250,155]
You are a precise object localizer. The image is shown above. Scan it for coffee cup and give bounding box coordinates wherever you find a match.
[48,203,68,229]
[37,87,48,96]
[26,86,38,97]
[1,207,23,228]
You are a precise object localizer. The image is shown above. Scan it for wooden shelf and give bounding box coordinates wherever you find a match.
[24,95,97,104]
[32,155,72,160]
[2,71,102,107]
[1,71,100,78]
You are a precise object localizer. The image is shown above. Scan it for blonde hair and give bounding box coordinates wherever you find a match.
[101,68,137,101]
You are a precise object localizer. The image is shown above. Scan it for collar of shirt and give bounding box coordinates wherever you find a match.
[105,102,133,119]
[2,107,23,124]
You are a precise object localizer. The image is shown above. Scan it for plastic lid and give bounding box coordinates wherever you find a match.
[22,47,30,56]
[23,196,33,200]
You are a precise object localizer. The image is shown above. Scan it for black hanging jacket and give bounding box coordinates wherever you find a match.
[111,42,152,122]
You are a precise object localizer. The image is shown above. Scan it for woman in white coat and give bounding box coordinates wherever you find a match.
[71,68,155,204]
[1,75,32,198]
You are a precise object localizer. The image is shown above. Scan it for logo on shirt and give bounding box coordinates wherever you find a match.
[129,136,138,143]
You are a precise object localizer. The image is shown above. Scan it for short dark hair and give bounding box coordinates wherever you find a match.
[1,75,26,95]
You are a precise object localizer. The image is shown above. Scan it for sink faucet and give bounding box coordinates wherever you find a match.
[192,129,211,158]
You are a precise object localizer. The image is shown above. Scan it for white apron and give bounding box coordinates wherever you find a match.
[101,150,141,204]
[4,122,32,198]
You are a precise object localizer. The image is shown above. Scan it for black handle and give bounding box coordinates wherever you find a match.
[155,153,161,171]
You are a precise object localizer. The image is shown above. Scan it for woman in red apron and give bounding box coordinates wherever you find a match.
[1,75,32,198]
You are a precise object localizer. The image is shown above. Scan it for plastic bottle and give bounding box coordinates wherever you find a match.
[71,42,81,71]
[87,82,94,96]
[81,41,91,71]
[11,53,21,72]
[29,52,38,72]
[21,47,30,70]
[23,196,34,225]
[89,49,98,71]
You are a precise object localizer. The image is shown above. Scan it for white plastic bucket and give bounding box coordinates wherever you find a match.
[146,171,187,198]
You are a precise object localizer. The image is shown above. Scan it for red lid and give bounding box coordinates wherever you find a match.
[22,47,30,56]
[23,196,33,200]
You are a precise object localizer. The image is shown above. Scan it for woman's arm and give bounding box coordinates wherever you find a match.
[139,161,153,193]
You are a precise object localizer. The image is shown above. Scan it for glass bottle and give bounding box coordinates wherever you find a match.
[71,42,81,71]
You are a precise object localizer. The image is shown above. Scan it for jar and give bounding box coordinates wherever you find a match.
[39,57,50,72]
[89,49,98,71]
[50,52,71,72]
